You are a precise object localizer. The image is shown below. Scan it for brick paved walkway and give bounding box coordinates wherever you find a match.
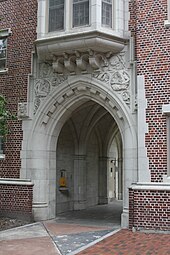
[0,202,170,255]
[78,229,170,255]
[1,222,170,255]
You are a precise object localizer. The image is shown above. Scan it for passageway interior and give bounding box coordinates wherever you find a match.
[56,200,123,227]
[56,100,123,221]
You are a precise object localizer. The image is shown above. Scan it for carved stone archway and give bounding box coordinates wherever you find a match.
[20,73,137,228]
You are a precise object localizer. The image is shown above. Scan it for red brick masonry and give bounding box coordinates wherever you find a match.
[0,179,33,221]
[129,185,170,231]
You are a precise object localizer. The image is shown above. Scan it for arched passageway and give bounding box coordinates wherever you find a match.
[21,77,138,228]
[56,100,123,215]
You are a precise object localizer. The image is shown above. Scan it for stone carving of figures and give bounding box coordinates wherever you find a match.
[109,55,125,70]
[39,63,52,78]
[35,79,50,97]
[18,102,28,118]
[51,75,67,87]
[111,71,130,91]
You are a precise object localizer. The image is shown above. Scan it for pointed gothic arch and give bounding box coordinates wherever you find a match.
[21,78,137,227]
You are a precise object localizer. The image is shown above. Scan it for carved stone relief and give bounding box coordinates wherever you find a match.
[33,51,131,114]
[35,79,51,97]
[18,102,28,119]
[92,54,130,104]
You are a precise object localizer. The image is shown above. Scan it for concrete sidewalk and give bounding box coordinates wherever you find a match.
[0,220,118,255]
[0,220,170,255]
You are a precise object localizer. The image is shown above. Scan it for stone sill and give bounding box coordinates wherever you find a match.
[162,104,170,115]
[130,182,170,191]
[0,68,8,74]
[0,28,12,37]
[0,178,34,186]
[0,154,5,159]
[164,20,170,28]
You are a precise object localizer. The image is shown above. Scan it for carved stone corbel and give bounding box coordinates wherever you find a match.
[52,57,64,73]
[64,58,76,72]
[76,57,87,71]
[89,56,100,70]
[88,50,100,70]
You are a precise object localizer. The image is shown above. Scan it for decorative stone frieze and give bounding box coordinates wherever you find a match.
[92,54,130,104]
[33,51,131,113]
[35,79,51,98]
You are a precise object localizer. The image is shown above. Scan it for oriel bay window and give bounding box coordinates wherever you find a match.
[47,0,116,33]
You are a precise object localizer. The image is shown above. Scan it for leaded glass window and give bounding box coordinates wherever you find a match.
[0,38,7,70]
[49,0,64,32]
[73,0,89,27]
[102,0,112,27]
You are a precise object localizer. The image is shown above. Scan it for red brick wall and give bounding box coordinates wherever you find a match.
[129,0,170,181]
[129,188,170,231]
[0,0,37,178]
[0,182,34,221]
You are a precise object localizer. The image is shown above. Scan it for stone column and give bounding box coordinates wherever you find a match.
[73,155,87,210]
[118,158,123,200]
[98,156,108,204]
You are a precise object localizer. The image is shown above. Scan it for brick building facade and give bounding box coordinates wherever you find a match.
[0,0,169,230]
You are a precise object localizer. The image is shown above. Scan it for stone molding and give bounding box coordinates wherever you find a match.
[0,178,33,186]
[41,86,125,125]
[130,182,170,191]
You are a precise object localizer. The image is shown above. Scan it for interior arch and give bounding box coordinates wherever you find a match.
[56,100,123,215]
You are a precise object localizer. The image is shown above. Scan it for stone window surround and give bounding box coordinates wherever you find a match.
[0,28,12,74]
[164,0,170,27]
[162,104,170,181]
[37,0,128,39]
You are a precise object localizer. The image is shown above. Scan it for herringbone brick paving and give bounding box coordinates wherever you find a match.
[78,229,170,255]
